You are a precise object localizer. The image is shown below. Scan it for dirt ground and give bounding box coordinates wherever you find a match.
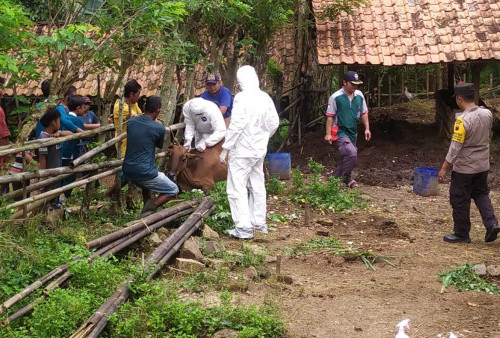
[221,99,500,338]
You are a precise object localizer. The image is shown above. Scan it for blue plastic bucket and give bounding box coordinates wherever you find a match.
[413,167,439,196]
[267,153,291,180]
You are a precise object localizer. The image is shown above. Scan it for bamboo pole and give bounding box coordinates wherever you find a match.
[0,263,69,316]
[101,208,194,258]
[2,172,72,200]
[0,125,114,158]
[72,198,214,338]
[70,133,127,168]
[87,200,198,249]
[388,75,392,106]
[165,122,186,133]
[0,160,123,184]
[278,97,301,117]
[3,167,121,211]
[0,299,41,327]
[44,271,72,294]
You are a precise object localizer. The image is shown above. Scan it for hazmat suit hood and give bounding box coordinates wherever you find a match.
[237,65,260,92]
[188,97,207,115]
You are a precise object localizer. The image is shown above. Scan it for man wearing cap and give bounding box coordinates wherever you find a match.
[324,70,371,189]
[201,73,233,127]
[438,83,498,244]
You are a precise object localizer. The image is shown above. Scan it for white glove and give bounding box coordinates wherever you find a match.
[195,142,207,152]
[183,140,192,151]
[219,149,229,164]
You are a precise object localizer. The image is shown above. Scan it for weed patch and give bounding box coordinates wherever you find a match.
[439,264,500,294]
[285,237,397,270]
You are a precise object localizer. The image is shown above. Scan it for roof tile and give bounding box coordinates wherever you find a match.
[313,0,500,65]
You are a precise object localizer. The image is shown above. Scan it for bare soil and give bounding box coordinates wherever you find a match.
[220,99,500,338]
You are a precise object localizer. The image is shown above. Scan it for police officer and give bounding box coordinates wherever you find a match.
[438,83,499,243]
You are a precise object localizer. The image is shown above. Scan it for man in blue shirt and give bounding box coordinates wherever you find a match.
[200,73,233,127]
[123,96,179,217]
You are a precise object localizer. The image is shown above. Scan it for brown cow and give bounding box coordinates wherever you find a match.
[166,139,227,192]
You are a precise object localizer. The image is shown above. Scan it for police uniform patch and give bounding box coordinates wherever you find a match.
[452,117,466,143]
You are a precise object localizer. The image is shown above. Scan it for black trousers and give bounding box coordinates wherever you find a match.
[450,170,497,237]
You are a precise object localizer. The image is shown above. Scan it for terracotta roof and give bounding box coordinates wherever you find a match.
[313,0,500,66]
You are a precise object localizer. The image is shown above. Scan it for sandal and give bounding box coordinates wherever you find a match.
[347,180,359,189]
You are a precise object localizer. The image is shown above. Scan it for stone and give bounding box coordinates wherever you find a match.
[205,258,226,269]
[316,218,334,226]
[179,238,204,262]
[473,263,487,276]
[244,244,267,256]
[203,241,224,255]
[175,258,206,272]
[212,329,238,338]
[45,207,64,226]
[148,232,163,245]
[225,280,249,292]
[277,274,293,284]
[486,265,500,277]
[157,228,171,237]
[265,256,277,263]
[202,224,220,239]
[316,229,330,237]
[256,266,271,279]
[241,266,258,281]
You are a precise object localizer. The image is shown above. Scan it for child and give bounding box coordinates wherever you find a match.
[38,107,62,209]
[61,95,86,197]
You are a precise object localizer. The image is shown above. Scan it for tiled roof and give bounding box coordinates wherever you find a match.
[313,0,500,66]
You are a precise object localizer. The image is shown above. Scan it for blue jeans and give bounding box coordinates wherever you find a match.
[132,172,179,196]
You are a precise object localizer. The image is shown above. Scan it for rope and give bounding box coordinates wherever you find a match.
[140,219,152,233]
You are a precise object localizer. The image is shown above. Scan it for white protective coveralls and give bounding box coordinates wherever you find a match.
[221,65,279,239]
[183,98,226,152]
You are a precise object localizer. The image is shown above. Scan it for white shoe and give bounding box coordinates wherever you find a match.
[253,224,268,234]
[227,227,253,239]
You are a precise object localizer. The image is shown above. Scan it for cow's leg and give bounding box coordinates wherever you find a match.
[247,157,267,233]
[227,157,253,237]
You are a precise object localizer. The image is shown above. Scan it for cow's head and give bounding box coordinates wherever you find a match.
[166,145,202,181]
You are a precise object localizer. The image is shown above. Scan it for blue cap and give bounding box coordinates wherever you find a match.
[344,71,363,85]
[206,73,220,84]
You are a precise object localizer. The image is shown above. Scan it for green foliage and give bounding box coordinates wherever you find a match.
[266,59,283,81]
[30,288,101,338]
[180,182,233,232]
[318,0,369,21]
[268,213,287,223]
[0,0,35,74]
[439,264,500,294]
[268,118,289,152]
[290,159,364,211]
[266,177,285,195]
[110,288,285,337]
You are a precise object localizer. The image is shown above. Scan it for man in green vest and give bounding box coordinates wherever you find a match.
[324,71,371,188]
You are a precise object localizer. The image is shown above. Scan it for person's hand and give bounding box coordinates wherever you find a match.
[219,149,229,164]
[365,129,371,141]
[196,142,207,152]
[324,134,333,144]
[183,140,192,152]
[438,168,447,183]
[51,131,61,137]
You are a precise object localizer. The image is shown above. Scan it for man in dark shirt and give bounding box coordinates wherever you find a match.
[123,96,179,217]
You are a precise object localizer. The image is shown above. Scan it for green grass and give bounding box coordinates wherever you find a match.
[439,264,500,294]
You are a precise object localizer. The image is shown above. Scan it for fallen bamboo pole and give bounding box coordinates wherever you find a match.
[101,208,194,258]
[0,298,42,327]
[0,263,69,316]
[0,125,115,158]
[70,132,127,168]
[72,197,214,338]
[87,200,198,250]
[3,167,122,211]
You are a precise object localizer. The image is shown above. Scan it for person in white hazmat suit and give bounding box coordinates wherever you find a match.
[219,65,280,239]
[183,97,226,152]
